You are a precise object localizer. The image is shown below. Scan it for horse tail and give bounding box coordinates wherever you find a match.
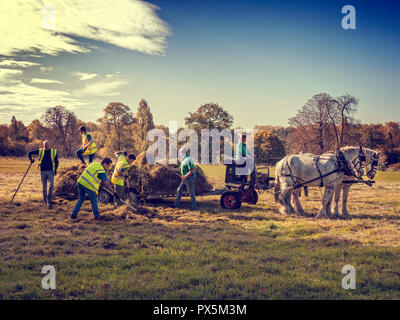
[274,175,280,203]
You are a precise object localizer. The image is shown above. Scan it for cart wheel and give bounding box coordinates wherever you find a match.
[220,191,242,209]
[98,190,112,204]
[249,189,258,204]
[125,188,144,205]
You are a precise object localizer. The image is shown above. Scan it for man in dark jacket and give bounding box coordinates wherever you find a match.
[27,140,59,208]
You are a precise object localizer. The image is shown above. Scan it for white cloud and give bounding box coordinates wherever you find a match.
[72,72,98,81]
[0,69,23,81]
[0,0,170,57]
[0,69,83,123]
[31,78,64,84]
[40,66,55,72]
[0,60,40,68]
[76,78,128,97]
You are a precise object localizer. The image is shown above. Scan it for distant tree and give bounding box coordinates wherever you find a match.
[385,122,400,152]
[41,106,78,157]
[0,124,9,155]
[185,103,233,163]
[288,93,334,153]
[99,102,134,151]
[254,129,286,164]
[101,127,136,158]
[9,116,28,142]
[132,99,155,153]
[326,94,359,150]
[288,93,359,153]
[26,119,50,142]
[185,102,233,132]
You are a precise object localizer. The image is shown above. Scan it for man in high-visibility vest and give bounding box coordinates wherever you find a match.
[174,151,198,210]
[76,126,98,165]
[111,151,136,206]
[27,140,59,208]
[71,157,117,220]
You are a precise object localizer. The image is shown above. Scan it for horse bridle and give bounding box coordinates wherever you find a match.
[348,146,366,177]
[365,152,379,178]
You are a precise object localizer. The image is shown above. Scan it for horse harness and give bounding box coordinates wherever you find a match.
[282,149,365,189]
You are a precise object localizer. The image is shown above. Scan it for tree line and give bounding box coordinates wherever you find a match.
[1,94,399,169]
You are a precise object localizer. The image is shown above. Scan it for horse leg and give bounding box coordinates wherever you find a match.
[286,190,296,214]
[292,188,306,215]
[277,181,292,215]
[341,184,352,219]
[326,185,337,219]
[331,184,342,218]
[316,186,333,219]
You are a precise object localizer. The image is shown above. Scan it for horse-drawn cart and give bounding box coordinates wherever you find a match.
[98,164,275,210]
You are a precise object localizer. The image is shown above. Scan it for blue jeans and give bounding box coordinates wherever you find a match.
[76,148,95,163]
[174,175,197,210]
[71,182,100,218]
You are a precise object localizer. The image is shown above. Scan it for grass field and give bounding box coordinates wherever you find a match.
[0,158,399,299]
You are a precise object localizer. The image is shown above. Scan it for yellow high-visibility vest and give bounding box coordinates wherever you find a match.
[77,162,106,195]
[37,148,57,172]
[82,132,98,155]
[111,155,130,186]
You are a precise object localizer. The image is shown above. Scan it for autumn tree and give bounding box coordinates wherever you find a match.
[27,119,50,143]
[10,116,28,142]
[99,102,134,151]
[288,93,334,153]
[41,106,79,157]
[254,129,286,164]
[287,93,359,153]
[132,99,155,153]
[326,94,359,149]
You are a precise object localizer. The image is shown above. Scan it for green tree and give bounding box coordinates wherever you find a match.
[185,102,233,132]
[254,129,286,164]
[99,102,134,151]
[132,99,155,153]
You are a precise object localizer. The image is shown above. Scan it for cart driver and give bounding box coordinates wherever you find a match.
[234,134,255,183]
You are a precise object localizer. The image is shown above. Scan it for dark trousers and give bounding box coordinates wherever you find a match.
[76,148,95,164]
[41,170,54,204]
[114,184,125,206]
[71,182,100,218]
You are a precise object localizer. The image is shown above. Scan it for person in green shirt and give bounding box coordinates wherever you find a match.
[235,134,248,159]
[174,151,198,210]
[235,134,255,183]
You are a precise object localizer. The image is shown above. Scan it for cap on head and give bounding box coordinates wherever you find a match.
[79,125,86,133]
[43,140,50,149]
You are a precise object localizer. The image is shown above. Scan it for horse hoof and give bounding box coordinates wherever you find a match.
[316,214,328,219]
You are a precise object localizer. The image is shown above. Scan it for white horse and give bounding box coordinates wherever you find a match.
[274,146,365,219]
[289,147,379,219]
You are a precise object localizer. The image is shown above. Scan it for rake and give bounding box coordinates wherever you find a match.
[10,162,33,204]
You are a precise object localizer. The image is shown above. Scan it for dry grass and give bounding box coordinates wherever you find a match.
[0,157,399,299]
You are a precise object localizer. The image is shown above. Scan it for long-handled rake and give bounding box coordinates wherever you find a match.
[155,162,181,178]
[10,162,33,204]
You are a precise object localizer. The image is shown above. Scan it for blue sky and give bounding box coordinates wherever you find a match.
[0,0,399,128]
